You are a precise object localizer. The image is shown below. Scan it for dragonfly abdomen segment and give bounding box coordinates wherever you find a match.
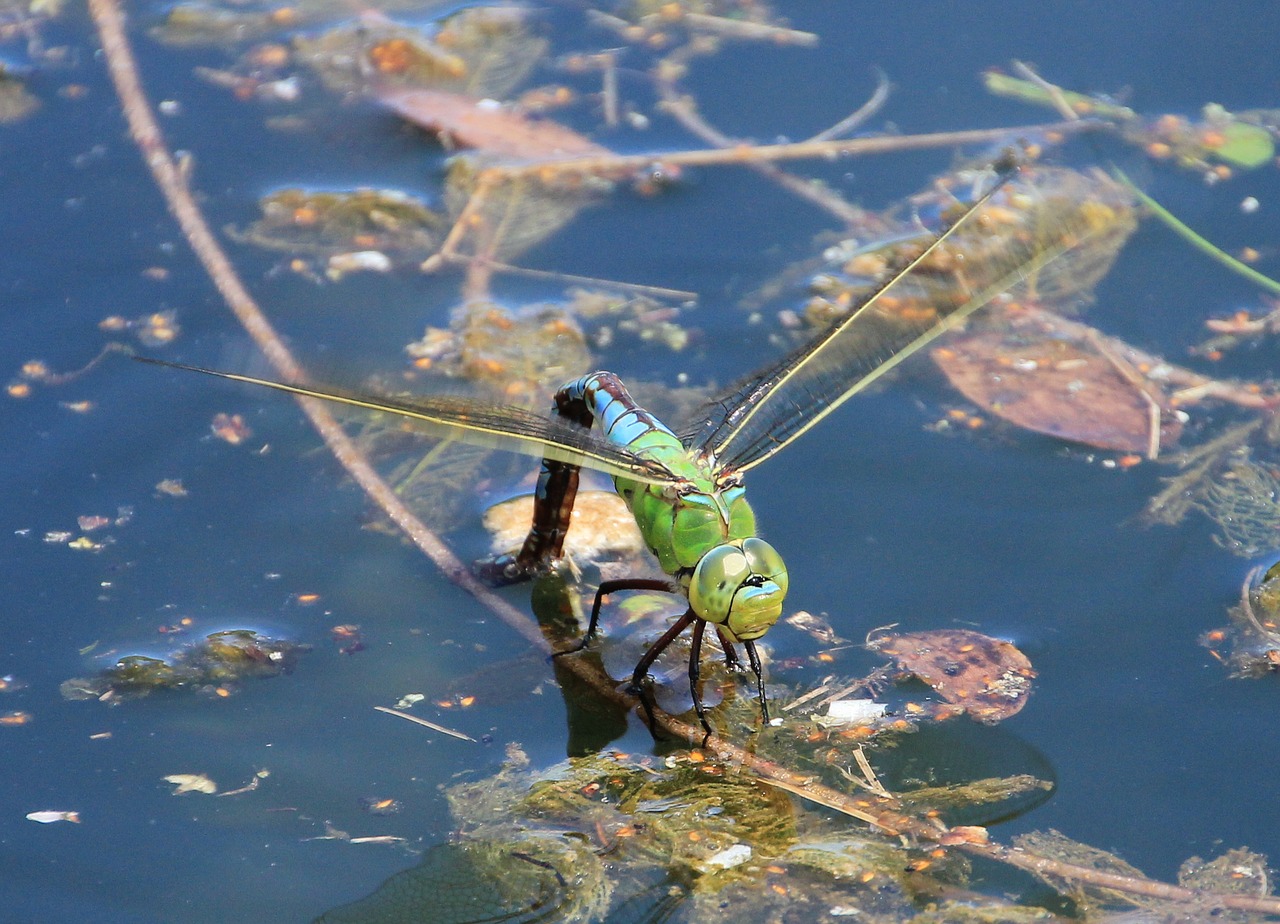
[513,372,682,570]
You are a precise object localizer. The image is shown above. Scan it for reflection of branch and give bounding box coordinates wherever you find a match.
[655,48,877,225]
[87,1,1280,915]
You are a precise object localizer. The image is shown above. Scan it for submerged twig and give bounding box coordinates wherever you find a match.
[655,62,866,225]
[374,705,478,742]
[87,0,1280,915]
[805,68,892,143]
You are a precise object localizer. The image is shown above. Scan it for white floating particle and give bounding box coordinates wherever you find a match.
[1241,196,1260,214]
[27,810,81,824]
[821,699,887,725]
[704,844,751,869]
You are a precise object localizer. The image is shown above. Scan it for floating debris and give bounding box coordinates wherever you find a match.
[163,773,218,795]
[210,412,252,445]
[154,478,188,498]
[229,188,447,261]
[933,324,1182,455]
[26,810,80,824]
[61,629,309,701]
[296,7,546,99]
[360,797,403,816]
[1203,564,1280,677]
[378,87,610,162]
[868,628,1036,723]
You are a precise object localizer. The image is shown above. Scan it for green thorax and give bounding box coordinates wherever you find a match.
[610,428,757,576]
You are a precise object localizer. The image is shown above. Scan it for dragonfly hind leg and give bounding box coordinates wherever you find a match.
[554,577,676,656]
[628,610,696,734]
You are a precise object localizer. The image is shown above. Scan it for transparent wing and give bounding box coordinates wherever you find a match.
[135,358,680,485]
[687,163,1115,473]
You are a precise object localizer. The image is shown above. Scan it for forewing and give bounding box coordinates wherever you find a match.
[688,164,1108,473]
[135,358,679,485]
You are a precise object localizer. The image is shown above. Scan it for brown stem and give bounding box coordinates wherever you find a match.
[86,0,1280,915]
[492,119,1102,178]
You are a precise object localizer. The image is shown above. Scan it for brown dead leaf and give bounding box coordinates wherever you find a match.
[933,330,1181,453]
[377,88,609,162]
[868,629,1036,723]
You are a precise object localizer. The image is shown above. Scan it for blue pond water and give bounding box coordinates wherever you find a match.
[2,1,1279,921]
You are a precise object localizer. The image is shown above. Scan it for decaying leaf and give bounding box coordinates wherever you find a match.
[934,328,1182,454]
[163,773,218,795]
[868,628,1036,723]
[378,87,610,162]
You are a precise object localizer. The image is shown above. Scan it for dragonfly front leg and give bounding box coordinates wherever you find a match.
[715,627,743,671]
[742,639,770,726]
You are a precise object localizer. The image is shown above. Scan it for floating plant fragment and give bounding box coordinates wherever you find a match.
[296,6,546,99]
[61,630,309,701]
[933,326,1182,454]
[1015,831,1276,919]
[1203,563,1280,677]
[229,188,447,261]
[163,773,218,795]
[797,166,1138,342]
[1150,421,1280,558]
[984,71,1276,170]
[0,64,38,122]
[867,629,1036,723]
[26,810,80,824]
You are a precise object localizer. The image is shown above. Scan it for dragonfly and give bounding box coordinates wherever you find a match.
[139,159,1093,736]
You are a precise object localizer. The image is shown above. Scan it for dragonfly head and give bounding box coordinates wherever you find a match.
[689,538,789,642]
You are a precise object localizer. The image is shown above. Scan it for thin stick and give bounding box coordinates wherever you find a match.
[1084,327,1165,459]
[373,706,478,742]
[492,119,1101,178]
[87,2,1280,914]
[681,12,818,46]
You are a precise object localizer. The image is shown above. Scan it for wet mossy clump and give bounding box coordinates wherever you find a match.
[61,630,309,701]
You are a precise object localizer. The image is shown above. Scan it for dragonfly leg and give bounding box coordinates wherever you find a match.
[554,577,675,656]
[629,610,695,734]
[687,618,713,736]
[714,627,743,672]
[742,639,770,726]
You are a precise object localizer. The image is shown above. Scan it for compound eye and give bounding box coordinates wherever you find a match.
[689,545,753,625]
[742,538,788,597]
